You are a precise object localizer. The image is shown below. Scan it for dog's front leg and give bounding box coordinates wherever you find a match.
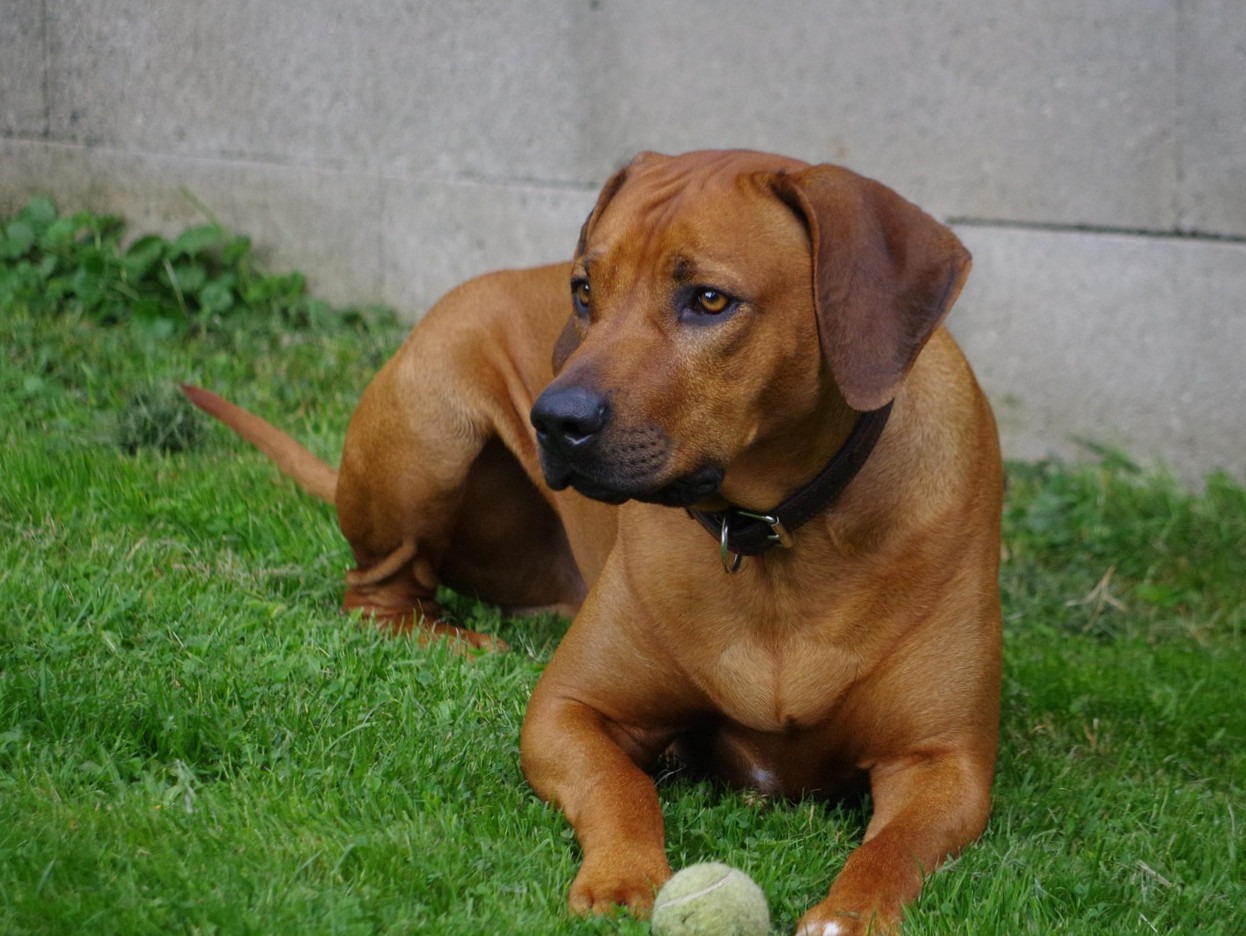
[797,748,995,935]
[521,687,672,917]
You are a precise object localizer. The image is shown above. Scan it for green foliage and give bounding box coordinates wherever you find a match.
[0,194,379,339]
[0,203,1242,934]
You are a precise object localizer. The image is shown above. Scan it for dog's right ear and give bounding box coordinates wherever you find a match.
[554,161,635,373]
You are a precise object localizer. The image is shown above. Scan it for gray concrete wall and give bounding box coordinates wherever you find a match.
[2,0,1244,483]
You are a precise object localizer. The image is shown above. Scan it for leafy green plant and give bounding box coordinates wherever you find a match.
[0,194,370,338]
[1,197,397,459]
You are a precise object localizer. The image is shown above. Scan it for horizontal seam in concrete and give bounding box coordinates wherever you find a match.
[948,216,1246,246]
[0,134,334,177]
[0,135,603,199]
[6,135,1241,247]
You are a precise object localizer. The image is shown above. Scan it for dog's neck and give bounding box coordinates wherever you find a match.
[687,401,893,572]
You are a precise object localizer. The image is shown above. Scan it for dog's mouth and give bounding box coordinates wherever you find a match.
[542,459,723,509]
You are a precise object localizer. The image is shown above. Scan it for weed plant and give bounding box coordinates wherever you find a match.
[1,200,1242,934]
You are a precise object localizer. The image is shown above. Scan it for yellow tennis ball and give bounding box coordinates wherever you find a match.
[651,862,770,936]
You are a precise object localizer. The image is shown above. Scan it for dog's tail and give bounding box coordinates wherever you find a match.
[181,384,339,506]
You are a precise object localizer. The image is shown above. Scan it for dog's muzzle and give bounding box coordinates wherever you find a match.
[530,384,722,507]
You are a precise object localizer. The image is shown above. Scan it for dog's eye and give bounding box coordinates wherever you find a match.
[693,288,731,315]
[571,279,592,315]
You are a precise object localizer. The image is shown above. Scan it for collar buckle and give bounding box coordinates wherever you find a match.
[719,510,794,574]
[736,510,794,548]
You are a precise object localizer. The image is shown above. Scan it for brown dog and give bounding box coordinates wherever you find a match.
[186,149,1003,934]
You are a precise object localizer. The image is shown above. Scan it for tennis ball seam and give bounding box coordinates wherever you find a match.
[657,869,734,910]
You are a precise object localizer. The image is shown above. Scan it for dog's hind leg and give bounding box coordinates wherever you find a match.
[333,354,506,649]
[332,304,591,650]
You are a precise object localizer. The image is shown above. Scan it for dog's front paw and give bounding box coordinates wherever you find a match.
[796,902,897,936]
[567,853,671,918]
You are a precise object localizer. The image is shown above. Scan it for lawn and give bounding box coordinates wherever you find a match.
[1,201,1243,934]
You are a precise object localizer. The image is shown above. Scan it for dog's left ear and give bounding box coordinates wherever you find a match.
[553,160,640,373]
[770,166,971,412]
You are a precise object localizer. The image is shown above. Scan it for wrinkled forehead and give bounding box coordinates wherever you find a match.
[582,150,812,272]
[626,149,810,189]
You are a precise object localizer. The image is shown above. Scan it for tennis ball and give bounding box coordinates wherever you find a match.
[650,862,770,936]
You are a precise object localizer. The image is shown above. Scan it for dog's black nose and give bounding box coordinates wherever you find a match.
[531,385,609,455]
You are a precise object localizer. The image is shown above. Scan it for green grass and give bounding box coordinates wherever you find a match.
[1,202,1243,934]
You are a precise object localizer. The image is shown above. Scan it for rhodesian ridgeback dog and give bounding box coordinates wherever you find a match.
[185,149,1003,934]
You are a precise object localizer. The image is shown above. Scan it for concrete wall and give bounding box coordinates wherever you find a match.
[3,0,1244,483]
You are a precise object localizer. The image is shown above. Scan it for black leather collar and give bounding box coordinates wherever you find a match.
[688,401,893,571]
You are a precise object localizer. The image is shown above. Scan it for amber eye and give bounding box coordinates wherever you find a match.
[572,279,591,314]
[695,288,730,314]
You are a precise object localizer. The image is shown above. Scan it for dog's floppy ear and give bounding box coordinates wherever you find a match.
[553,158,639,372]
[770,165,971,411]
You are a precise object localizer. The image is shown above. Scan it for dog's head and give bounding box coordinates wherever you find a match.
[531,149,970,509]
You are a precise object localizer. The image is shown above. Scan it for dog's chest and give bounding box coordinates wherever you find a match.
[663,633,872,798]
[691,634,860,734]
